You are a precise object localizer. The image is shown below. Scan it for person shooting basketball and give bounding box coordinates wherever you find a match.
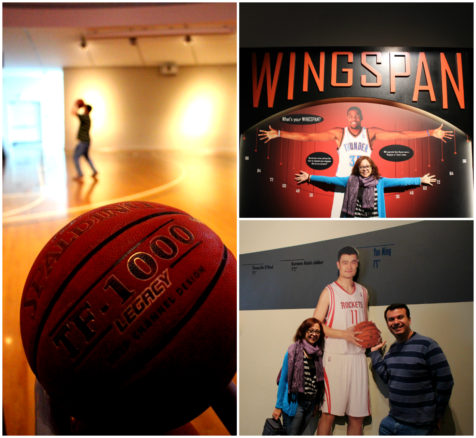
[71,99,98,181]
[258,106,453,217]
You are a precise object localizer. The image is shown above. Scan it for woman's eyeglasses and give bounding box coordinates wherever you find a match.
[307,329,321,335]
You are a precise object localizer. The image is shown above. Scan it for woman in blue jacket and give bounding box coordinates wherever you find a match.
[272,317,325,435]
[295,156,436,218]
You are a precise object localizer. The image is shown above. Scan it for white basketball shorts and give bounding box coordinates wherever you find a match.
[321,351,370,417]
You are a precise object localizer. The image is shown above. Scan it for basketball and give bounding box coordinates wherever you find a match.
[75,98,85,107]
[354,321,381,349]
[20,201,236,432]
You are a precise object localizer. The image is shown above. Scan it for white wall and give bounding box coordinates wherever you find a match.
[64,65,236,154]
[2,69,68,197]
[239,220,473,435]
[3,69,65,158]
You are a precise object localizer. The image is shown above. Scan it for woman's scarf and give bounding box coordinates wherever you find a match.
[287,340,323,395]
[341,175,378,216]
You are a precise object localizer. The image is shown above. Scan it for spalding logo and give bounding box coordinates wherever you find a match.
[379,145,414,162]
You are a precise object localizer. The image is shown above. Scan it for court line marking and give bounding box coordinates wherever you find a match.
[3,160,186,225]
[3,166,46,217]
[3,192,43,199]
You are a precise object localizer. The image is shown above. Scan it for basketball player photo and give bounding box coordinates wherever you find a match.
[240,48,472,218]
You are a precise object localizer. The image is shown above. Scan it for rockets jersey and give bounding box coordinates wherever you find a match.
[336,127,372,176]
[324,281,368,354]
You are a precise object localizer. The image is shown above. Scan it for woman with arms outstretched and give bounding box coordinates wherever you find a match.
[295,156,436,218]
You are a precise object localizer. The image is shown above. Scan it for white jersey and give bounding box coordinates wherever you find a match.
[324,281,368,354]
[330,127,372,217]
[335,127,372,177]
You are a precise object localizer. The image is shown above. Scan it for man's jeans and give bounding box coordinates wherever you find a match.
[74,141,97,177]
[379,415,433,435]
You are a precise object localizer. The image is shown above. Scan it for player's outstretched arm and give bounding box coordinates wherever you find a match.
[432,124,454,142]
[258,125,280,143]
[258,125,341,143]
[371,124,454,143]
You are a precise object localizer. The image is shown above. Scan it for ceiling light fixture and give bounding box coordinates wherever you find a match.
[83,25,234,40]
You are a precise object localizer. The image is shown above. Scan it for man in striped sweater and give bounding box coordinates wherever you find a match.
[370,304,454,435]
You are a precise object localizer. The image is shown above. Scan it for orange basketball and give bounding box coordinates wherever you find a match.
[354,321,381,349]
[75,98,85,107]
[20,201,236,432]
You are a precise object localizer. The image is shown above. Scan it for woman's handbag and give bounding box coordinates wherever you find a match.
[262,417,286,435]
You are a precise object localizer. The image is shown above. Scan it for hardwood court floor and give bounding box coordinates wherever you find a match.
[3,147,236,435]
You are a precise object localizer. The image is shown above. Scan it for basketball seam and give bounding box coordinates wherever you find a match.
[68,242,206,370]
[42,245,229,399]
[48,218,176,337]
[117,245,229,387]
[31,211,187,374]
